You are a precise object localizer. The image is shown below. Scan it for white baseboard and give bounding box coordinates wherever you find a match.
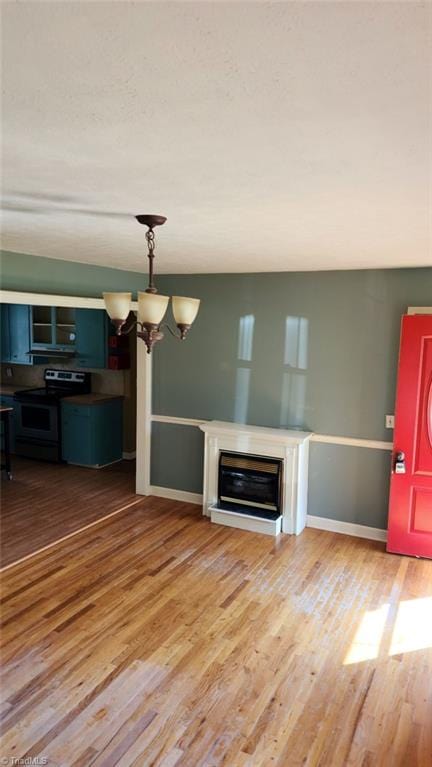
[306,514,387,542]
[122,451,136,460]
[149,485,203,505]
[145,486,387,542]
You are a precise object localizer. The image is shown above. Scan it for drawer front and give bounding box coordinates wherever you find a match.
[62,403,91,418]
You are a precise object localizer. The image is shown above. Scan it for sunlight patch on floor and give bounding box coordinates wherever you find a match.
[344,596,432,665]
[343,604,389,664]
[389,596,432,655]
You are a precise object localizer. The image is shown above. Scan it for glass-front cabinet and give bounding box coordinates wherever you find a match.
[31,306,76,351]
[55,307,76,348]
[1,304,110,368]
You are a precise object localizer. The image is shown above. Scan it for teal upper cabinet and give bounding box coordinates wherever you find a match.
[1,305,11,362]
[75,309,109,369]
[31,306,76,352]
[1,304,110,369]
[3,305,32,365]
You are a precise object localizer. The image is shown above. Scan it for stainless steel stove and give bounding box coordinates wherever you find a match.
[14,369,91,462]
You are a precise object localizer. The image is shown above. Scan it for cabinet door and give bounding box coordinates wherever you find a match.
[92,401,123,464]
[31,306,54,348]
[9,305,32,365]
[54,307,76,350]
[1,305,11,362]
[62,406,93,464]
[75,310,108,369]
[61,401,123,466]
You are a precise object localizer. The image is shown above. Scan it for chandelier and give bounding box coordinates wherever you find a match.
[103,215,200,353]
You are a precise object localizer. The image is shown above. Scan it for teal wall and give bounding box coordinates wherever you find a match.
[154,269,432,440]
[2,250,431,529]
[154,268,431,528]
[0,250,146,297]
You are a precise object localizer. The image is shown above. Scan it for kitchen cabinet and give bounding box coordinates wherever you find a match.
[75,309,110,369]
[61,398,123,467]
[1,305,32,365]
[1,305,11,362]
[0,395,16,453]
[31,306,76,353]
[1,304,113,369]
[31,306,112,368]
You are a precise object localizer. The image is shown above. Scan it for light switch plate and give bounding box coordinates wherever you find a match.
[385,414,395,429]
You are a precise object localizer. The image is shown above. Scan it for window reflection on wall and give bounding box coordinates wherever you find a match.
[238,314,255,362]
[280,316,309,428]
[234,314,255,423]
[234,368,251,424]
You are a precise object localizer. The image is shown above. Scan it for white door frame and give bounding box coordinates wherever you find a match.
[0,289,152,496]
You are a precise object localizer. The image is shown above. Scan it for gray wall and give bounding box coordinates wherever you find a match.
[2,251,431,529]
[154,268,432,528]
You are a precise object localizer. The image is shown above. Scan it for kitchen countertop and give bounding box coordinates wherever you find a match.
[62,393,124,405]
[0,384,32,396]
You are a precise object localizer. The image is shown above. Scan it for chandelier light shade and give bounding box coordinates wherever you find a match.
[102,215,200,353]
[172,296,201,327]
[138,292,170,325]
[102,292,132,332]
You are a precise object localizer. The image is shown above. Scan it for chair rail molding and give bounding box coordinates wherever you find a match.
[150,414,393,451]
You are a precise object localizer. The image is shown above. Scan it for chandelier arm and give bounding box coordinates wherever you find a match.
[121,318,139,335]
[160,323,191,341]
[161,323,182,339]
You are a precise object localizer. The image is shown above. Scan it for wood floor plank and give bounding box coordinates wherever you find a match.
[0,457,138,567]
[1,485,431,765]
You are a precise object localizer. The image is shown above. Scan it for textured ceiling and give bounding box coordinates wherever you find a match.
[1,2,431,274]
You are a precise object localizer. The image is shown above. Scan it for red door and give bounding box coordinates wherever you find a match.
[387,314,432,558]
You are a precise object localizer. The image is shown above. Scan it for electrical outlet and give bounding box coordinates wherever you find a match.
[385,415,395,429]
[6,367,13,379]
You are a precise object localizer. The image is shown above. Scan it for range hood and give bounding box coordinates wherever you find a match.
[26,349,76,358]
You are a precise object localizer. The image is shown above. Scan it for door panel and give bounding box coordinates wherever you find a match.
[413,338,432,474]
[387,314,432,558]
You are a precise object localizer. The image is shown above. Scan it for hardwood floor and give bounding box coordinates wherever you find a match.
[0,457,137,567]
[1,500,431,766]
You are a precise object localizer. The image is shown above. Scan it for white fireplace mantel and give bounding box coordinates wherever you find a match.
[199,421,312,536]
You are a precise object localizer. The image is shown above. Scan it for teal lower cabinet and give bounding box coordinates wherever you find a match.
[61,398,123,467]
[0,395,16,453]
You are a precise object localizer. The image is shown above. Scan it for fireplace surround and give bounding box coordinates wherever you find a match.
[200,421,312,536]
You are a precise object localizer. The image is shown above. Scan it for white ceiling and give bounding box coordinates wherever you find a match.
[1,2,431,274]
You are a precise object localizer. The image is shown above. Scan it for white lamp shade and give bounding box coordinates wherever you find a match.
[103,292,132,321]
[172,296,200,326]
[138,292,170,325]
